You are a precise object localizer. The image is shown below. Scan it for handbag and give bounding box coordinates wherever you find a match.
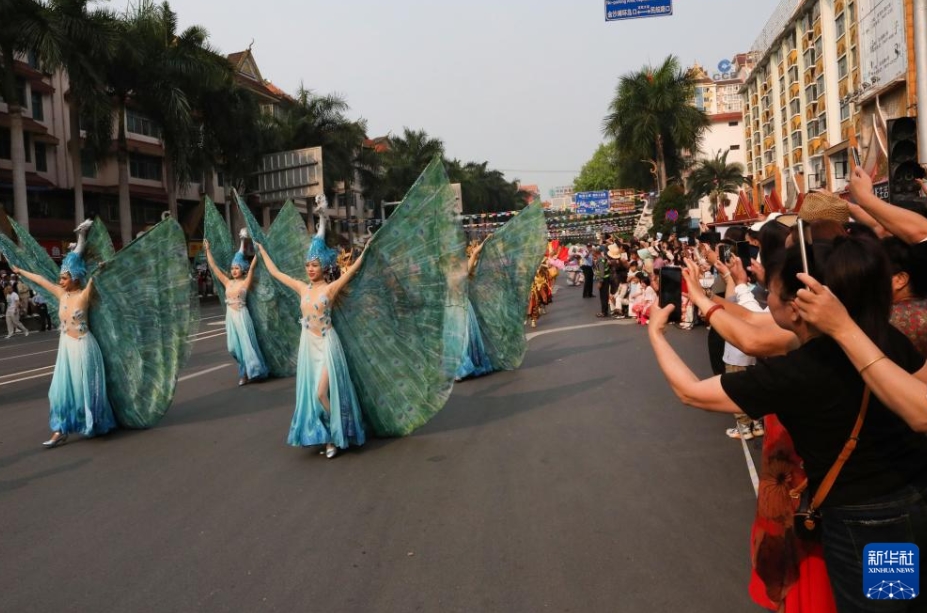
[790,386,871,540]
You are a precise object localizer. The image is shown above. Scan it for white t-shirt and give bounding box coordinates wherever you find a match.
[6,292,20,315]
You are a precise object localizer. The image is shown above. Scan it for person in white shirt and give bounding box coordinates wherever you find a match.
[4,286,29,338]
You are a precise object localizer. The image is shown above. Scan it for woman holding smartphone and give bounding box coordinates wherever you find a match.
[648,233,927,612]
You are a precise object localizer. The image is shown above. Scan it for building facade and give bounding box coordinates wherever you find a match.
[689,54,756,224]
[742,0,918,209]
[0,48,291,255]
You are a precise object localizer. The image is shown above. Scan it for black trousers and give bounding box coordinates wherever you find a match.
[581,266,594,297]
[707,327,726,376]
[37,303,52,331]
[598,279,613,315]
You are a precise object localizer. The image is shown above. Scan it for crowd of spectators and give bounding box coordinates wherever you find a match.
[642,166,927,612]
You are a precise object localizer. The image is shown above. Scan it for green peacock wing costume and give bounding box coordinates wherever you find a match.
[332,157,468,436]
[235,196,307,377]
[0,218,197,428]
[88,218,199,428]
[0,217,62,311]
[470,202,547,370]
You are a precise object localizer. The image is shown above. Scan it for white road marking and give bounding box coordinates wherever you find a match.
[525,319,633,341]
[0,364,55,379]
[177,364,231,382]
[742,436,760,496]
[0,348,58,362]
[0,371,54,386]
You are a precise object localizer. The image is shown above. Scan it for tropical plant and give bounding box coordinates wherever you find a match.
[0,0,57,231]
[574,141,621,192]
[649,183,693,237]
[603,55,709,192]
[49,0,118,224]
[686,149,748,218]
[445,159,525,214]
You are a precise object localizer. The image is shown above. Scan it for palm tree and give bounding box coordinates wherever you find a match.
[603,55,709,192]
[378,128,445,202]
[0,0,56,231]
[49,0,118,225]
[687,149,748,218]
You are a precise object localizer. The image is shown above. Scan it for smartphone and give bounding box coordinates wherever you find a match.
[659,266,683,323]
[850,146,861,169]
[736,241,758,268]
[718,244,732,264]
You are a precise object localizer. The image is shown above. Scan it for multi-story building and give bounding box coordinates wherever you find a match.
[0,47,292,253]
[742,0,918,209]
[689,53,756,224]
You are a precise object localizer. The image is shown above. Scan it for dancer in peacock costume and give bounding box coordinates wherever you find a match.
[203,229,269,386]
[467,202,547,359]
[0,218,197,447]
[455,237,494,380]
[527,258,554,328]
[246,158,468,455]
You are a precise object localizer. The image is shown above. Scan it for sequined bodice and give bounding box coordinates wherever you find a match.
[300,290,332,337]
[227,284,247,308]
[59,293,88,337]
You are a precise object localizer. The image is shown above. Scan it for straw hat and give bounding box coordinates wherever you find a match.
[607,244,622,259]
[799,191,850,224]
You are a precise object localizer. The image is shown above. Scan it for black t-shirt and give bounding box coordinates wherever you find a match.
[721,326,927,507]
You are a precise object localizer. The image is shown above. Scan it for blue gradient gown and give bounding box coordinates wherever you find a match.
[48,298,117,436]
[225,287,269,380]
[455,299,494,380]
[288,290,366,449]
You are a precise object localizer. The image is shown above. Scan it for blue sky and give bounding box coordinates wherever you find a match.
[129,0,782,198]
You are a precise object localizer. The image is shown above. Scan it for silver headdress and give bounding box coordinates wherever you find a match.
[307,194,337,268]
[231,228,250,273]
[60,219,93,284]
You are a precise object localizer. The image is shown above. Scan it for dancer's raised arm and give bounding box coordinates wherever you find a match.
[255,243,304,295]
[202,240,229,287]
[10,265,63,298]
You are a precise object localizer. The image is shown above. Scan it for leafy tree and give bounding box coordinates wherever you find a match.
[0,0,56,231]
[603,55,708,191]
[649,183,693,237]
[573,142,620,192]
[50,0,118,224]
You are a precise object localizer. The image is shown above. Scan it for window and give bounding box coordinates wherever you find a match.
[730,145,741,150]
[836,14,846,38]
[840,102,851,121]
[34,142,47,172]
[728,121,739,127]
[216,171,225,187]
[126,110,161,138]
[30,92,43,121]
[838,57,848,78]
[0,78,27,106]
[790,99,801,116]
[27,50,41,70]
[81,154,97,178]
[0,128,9,159]
[129,153,162,181]
[23,133,31,163]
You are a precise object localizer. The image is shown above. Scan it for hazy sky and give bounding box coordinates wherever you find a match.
[127,0,782,198]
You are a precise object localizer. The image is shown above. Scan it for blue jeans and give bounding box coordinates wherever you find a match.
[821,478,927,613]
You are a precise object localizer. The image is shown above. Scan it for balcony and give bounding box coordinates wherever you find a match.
[788,49,799,66]
[789,82,801,99]
[792,150,803,164]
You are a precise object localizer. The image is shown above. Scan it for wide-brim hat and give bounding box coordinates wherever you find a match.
[799,191,850,224]
[607,244,622,259]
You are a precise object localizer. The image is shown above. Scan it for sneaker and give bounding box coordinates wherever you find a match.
[725,427,742,439]
[752,420,765,437]
[732,419,754,441]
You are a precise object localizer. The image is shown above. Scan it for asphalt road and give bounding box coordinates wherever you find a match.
[0,284,759,613]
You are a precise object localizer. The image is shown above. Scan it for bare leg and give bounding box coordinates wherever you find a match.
[317,367,331,413]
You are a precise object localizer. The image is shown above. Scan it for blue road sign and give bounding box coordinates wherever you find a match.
[575,191,611,215]
[605,0,673,21]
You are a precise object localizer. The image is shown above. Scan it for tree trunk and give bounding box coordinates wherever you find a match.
[117,103,132,245]
[68,95,86,224]
[164,155,178,219]
[3,47,29,231]
[655,134,667,193]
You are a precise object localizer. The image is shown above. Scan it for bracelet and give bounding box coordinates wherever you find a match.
[704,304,725,324]
[858,355,887,375]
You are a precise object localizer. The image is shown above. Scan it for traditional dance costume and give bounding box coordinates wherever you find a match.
[48,292,117,437]
[456,300,494,379]
[225,285,269,381]
[288,289,365,449]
